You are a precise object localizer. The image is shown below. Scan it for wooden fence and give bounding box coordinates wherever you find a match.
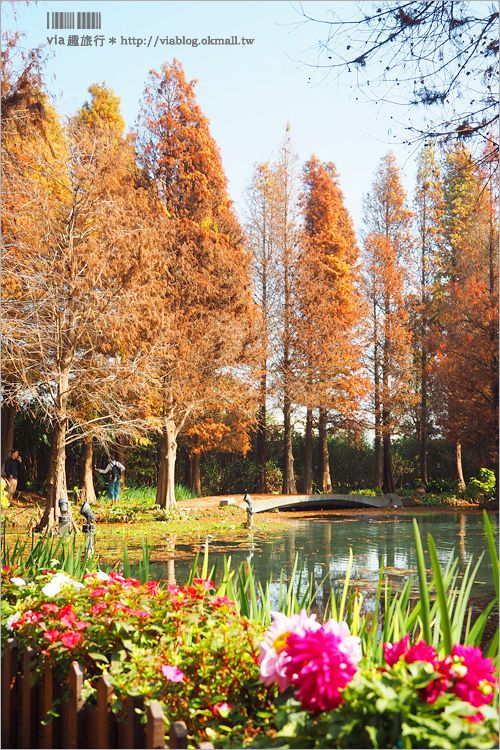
[2,639,214,749]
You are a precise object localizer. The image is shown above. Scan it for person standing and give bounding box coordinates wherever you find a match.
[4,449,22,504]
[95,457,125,503]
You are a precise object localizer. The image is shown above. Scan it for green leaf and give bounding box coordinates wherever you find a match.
[413,518,432,644]
[428,533,452,654]
[483,509,499,603]
[88,652,109,663]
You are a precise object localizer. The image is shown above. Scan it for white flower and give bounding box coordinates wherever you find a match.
[6,612,21,630]
[42,572,84,597]
[10,577,26,587]
[93,570,110,582]
[66,579,85,589]
[42,579,63,597]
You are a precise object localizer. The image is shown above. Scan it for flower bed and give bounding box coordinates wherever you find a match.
[256,614,498,748]
[2,564,498,748]
[1,567,274,747]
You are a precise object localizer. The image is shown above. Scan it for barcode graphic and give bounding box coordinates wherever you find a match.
[47,12,102,30]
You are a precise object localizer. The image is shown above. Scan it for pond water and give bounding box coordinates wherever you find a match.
[146,511,498,616]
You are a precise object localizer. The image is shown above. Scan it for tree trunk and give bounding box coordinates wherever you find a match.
[382,423,396,495]
[116,437,126,493]
[190,452,201,496]
[38,370,72,532]
[282,393,296,494]
[184,455,193,490]
[419,349,428,483]
[302,408,313,494]
[373,300,382,489]
[80,435,96,505]
[455,442,466,491]
[255,392,267,493]
[38,419,67,531]
[318,408,332,493]
[156,419,178,509]
[1,404,15,465]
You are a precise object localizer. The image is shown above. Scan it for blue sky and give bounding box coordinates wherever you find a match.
[3,1,424,237]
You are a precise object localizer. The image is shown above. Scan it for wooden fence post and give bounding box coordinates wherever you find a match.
[168,719,187,749]
[85,703,98,749]
[97,674,115,749]
[146,701,166,748]
[40,661,54,749]
[21,647,37,749]
[66,662,85,749]
[1,638,19,749]
[117,694,145,749]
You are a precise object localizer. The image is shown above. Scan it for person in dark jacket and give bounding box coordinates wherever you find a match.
[4,449,22,503]
[95,458,125,502]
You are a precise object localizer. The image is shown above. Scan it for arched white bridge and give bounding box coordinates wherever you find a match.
[221,493,403,513]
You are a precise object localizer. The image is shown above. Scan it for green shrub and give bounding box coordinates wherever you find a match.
[468,469,497,502]
[265,460,283,494]
[425,478,460,494]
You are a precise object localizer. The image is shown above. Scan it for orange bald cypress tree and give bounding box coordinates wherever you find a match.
[295,156,367,492]
[1,77,158,529]
[135,60,256,509]
[411,143,445,482]
[431,144,499,474]
[363,153,415,494]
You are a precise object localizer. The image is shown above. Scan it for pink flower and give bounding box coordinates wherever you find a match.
[283,622,361,712]
[448,645,498,708]
[41,603,59,614]
[383,635,410,667]
[464,711,485,723]
[192,578,214,590]
[90,602,107,614]
[213,702,233,716]
[161,665,185,682]
[418,676,451,705]
[259,610,321,691]
[61,631,81,648]
[210,595,236,612]
[405,641,439,666]
[43,629,60,642]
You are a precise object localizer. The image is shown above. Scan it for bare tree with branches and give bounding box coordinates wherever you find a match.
[294,1,498,160]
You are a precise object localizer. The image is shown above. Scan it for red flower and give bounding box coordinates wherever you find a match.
[90,602,107,614]
[74,621,90,630]
[59,604,76,627]
[41,603,59,614]
[43,629,60,642]
[383,635,410,667]
[21,609,43,625]
[61,631,81,648]
[89,587,108,598]
[405,641,438,666]
[127,608,151,618]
